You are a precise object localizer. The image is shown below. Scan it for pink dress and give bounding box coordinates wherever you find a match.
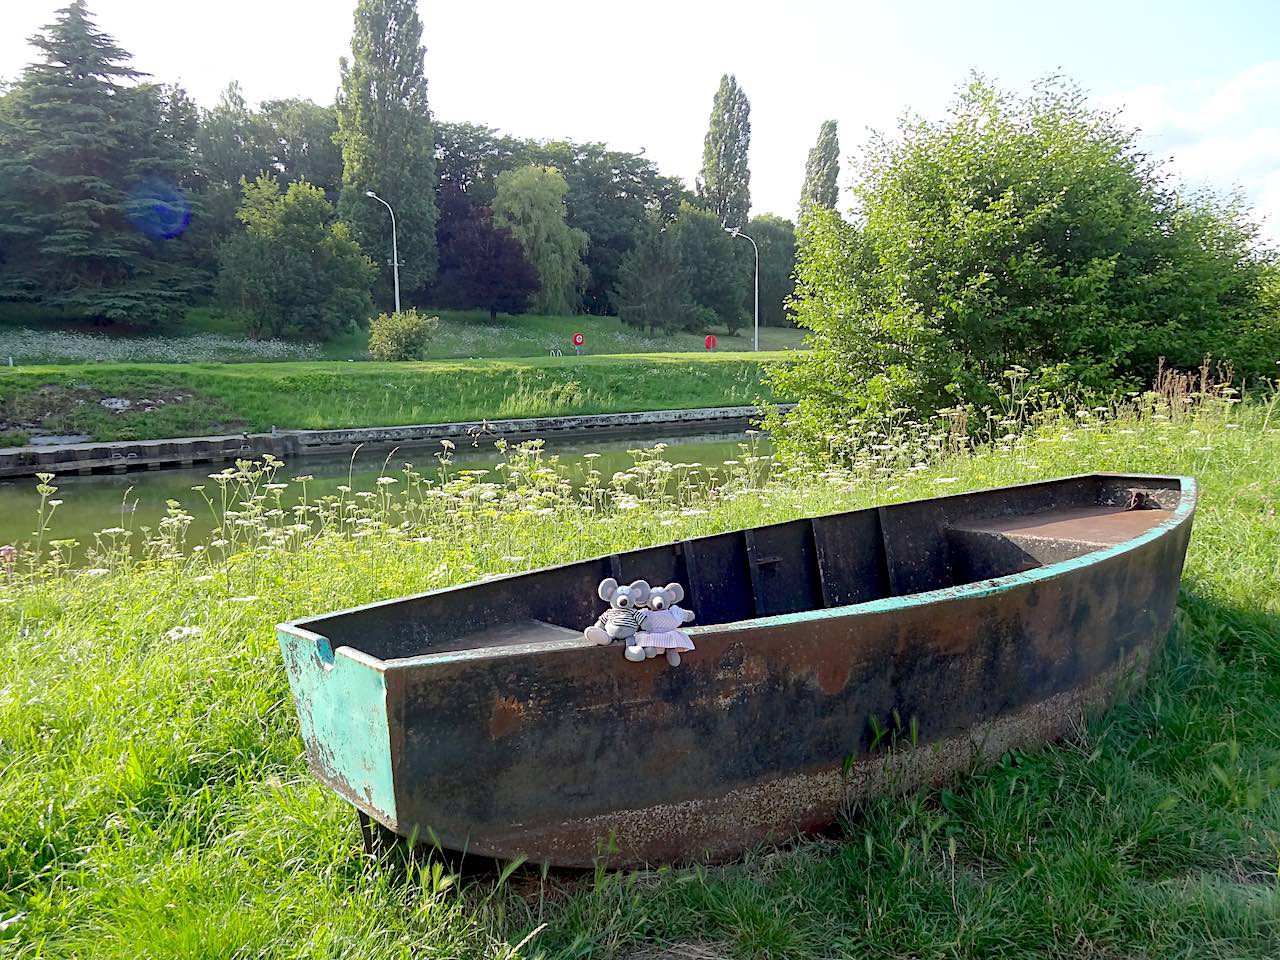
[638,606,695,652]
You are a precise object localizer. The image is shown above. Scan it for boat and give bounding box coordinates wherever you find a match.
[277,472,1196,868]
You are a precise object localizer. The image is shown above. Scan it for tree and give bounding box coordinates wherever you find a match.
[772,76,1277,452]
[697,74,751,228]
[747,214,797,327]
[216,177,375,340]
[799,120,839,215]
[431,185,538,319]
[435,121,525,206]
[528,141,689,314]
[612,218,692,334]
[259,99,342,200]
[336,0,438,300]
[0,1,200,323]
[492,165,589,315]
[673,201,744,334]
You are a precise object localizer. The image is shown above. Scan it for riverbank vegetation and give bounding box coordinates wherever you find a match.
[0,3,798,342]
[1,377,1277,958]
[0,353,786,444]
[0,307,808,366]
[773,78,1280,454]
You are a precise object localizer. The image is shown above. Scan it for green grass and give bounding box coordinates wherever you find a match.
[0,387,1277,957]
[0,301,808,363]
[0,353,789,442]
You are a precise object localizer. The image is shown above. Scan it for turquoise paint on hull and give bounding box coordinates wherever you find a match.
[277,625,398,824]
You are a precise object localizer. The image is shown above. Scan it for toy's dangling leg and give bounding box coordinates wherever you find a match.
[624,643,646,662]
[665,650,681,666]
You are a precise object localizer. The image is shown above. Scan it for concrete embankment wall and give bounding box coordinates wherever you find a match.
[0,405,788,479]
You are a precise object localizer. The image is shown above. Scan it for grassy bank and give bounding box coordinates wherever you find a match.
[1,385,1277,957]
[0,304,808,364]
[0,353,788,444]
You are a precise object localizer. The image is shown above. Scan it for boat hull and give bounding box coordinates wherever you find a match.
[278,474,1195,867]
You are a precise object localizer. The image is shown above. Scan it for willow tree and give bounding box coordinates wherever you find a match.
[492,165,588,315]
[336,0,438,298]
[697,74,752,228]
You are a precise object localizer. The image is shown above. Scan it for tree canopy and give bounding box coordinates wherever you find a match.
[492,165,589,315]
[216,177,374,340]
[674,201,745,335]
[799,120,839,215]
[698,74,752,229]
[431,185,538,319]
[748,214,797,327]
[773,76,1278,452]
[0,1,200,323]
[336,0,438,300]
[613,219,692,334]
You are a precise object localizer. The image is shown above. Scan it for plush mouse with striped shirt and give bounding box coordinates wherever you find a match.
[584,578,651,660]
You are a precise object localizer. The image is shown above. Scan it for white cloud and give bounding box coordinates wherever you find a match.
[1106,61,1280,245]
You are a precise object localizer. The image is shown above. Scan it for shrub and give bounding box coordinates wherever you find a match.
[366,309,440,361]
[216,177,376,341]
[773,75,1277,452]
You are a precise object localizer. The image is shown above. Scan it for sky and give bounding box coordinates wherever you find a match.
[3,0,1279,243]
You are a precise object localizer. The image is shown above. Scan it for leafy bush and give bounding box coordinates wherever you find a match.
[366,309,440,361]
[216,177,376,341]
[773,75,1277,452]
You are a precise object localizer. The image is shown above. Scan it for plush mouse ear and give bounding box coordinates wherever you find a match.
[628,580,651,603]
[598,578,619,601]
[665,582,685,603]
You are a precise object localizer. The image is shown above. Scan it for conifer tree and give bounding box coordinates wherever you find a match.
[799,120,840,214]
[697,74,752,228]
[0,1,198,322]
[336,0,438,300]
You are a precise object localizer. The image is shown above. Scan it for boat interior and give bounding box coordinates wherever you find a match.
[297,474,1186,662]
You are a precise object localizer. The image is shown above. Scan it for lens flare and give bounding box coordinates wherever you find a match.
[127,179,191,240]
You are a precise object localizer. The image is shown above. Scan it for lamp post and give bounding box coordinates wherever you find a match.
[365,190,401,314]
[724,225,759,351]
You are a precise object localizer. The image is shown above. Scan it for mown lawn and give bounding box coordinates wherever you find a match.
[0,353,789,443]
[0,390,1277,957]
[0,302,808,364]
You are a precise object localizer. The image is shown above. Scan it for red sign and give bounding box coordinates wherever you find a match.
[704,334,717,350]
[572,332,585,347]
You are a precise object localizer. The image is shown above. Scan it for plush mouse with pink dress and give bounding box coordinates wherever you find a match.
[636,582,696,666]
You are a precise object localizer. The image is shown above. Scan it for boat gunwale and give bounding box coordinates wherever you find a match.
[275,472,1196,671]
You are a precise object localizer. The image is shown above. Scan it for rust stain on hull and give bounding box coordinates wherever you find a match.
[278,473,1196,868]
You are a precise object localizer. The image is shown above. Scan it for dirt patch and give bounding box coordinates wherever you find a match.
[0,383,239,441]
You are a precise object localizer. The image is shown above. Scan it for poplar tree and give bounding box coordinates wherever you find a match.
[336,0,438,299]
[697,74,752,228]
[0,1,198,322]
[799,120,840,214]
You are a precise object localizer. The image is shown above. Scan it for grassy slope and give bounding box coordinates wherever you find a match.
[1,398,1278,957]
[0,353,788,442]
[0,302,808,362]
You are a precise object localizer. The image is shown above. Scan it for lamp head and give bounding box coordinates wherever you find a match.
[723,225,740,237]
[365,190,377,198]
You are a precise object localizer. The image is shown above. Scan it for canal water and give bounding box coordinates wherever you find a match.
[0,430,765,551]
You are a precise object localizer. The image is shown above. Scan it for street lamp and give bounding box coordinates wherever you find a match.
[724,225,759,351]
[365,190,401,314]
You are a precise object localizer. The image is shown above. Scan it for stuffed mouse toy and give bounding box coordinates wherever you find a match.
[636,582,695,666]
[584,578,650,660]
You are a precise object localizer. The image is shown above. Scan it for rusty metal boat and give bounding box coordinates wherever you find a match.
[277,473,1196,867]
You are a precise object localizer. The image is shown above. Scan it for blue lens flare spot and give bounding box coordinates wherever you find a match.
[127,179,192,240]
